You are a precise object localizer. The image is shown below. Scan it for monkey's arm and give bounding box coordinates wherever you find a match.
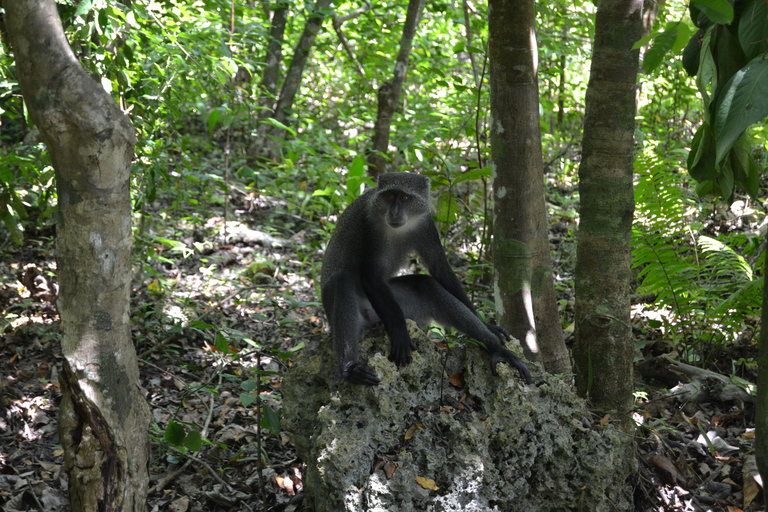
[360,275,415,366]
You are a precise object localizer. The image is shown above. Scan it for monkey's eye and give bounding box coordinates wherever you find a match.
[385,193,394,201]
[399,195,409,202]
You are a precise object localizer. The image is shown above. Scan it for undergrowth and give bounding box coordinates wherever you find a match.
[632,144,763,360]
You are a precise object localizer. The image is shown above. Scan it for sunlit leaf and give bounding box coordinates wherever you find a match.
[713,55,768,163]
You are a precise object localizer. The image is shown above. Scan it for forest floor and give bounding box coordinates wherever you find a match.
[0,187,764,512]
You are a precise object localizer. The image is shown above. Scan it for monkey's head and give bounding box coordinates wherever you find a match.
[373,173,431,231]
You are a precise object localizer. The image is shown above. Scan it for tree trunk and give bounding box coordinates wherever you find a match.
[573,0,642,429]
[367,0,425,177]
[260,4,289,107]
[272,0,334,127]
[250,3,289,159]
[757,236,768,483]
[259,0,333,157]
[488,0,569,373]
[4,2,151,510]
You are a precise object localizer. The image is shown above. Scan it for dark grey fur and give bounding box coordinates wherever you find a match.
[321,172,531,385]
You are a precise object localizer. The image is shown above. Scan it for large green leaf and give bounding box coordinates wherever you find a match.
[683,28,704,76]
[738,0,768,60]
[713,55,768,163]
[642,23,691,74]
[696,27,717,118]
[688,123,718,181]
[692,0,734,25]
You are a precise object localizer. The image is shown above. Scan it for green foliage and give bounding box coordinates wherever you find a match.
[633,145,762,353]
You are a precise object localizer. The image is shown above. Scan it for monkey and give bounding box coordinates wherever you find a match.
[320,172,532,386]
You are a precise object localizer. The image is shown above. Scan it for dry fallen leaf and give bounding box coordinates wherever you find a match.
[276,475,296,496]
[416,476,439,491]
[384,461,396,479]
[404,423,424,440]
[448,372,464,387]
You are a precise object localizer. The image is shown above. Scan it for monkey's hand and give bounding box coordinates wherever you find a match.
[490,348,532,384]
[388,332,416,367]
[484,322,511,341]
[343,361,381,386]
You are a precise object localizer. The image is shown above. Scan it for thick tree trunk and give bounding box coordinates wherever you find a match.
[488,0,569,373]
[573,0,642,429]
[757,236,768,483]
[4,1,151,510]
[367,0,425,177]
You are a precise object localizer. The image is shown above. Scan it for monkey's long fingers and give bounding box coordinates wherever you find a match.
[484,322,511,341]
[490,350,532,384]
[388,334,413,367]
[343,362,381,386]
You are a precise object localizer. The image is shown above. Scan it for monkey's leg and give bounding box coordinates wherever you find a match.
[322,272,381,386]
[361,277,415,367]
[390,274,532,384]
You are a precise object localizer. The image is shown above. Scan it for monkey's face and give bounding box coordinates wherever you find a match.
[373,189,428,232]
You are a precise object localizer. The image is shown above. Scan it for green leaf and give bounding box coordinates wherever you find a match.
[189,320,216,330]
[696,27,717,117]
[261,403,280,436]
[240,379,257,392]
[164,421,186,446]
[74,0,95,17]
[713,55,768,163]
[738,0,768,60]
[688,123,718,181]
[206,108,225,137]
[717,158,734,200]
[183,431,202,452]
[730,134,760,197]
[260,117,297,137]
[240,393,256,407]
[453,166,491,185]
[348,155,366,177]
[692,0,734,25]
[215,332,230,354]
[683,29,703,76]
[632,34,654,50]
[643,24,682,74]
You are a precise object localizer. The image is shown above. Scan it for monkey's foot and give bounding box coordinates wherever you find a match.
[343,362,381,386]
[490,349,532,384]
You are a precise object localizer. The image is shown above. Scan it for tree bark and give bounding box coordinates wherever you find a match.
[573,0,642,429]
[260,4,289,113]
[757,236,768,483]
[250,3,289,158]
[272,0,334,127]
[367,0,425,177]
[488,0,569,373]
[4,1,151,510]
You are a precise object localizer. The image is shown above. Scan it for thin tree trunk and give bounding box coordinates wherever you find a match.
[488,0,569,373]
[367,0,425,177]
[461,0,480,89]
[573,0,642,430]
[250,3,289,158]
[260,5,289,113]
[272,0,334,127]
[5,1,151,510]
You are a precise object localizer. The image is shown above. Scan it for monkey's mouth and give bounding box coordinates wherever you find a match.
[387,219,405,228]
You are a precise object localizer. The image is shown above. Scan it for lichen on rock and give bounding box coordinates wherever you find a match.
[283,321,635,511]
